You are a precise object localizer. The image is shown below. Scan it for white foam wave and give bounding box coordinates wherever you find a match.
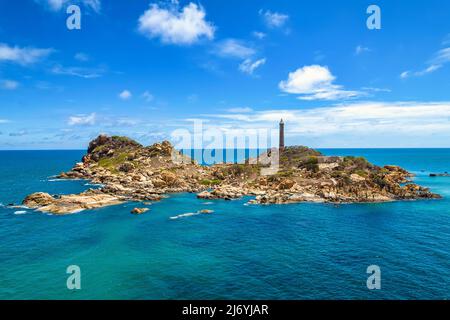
[170,212,200,220]
[14,211,27,215]
[85,183,104,187]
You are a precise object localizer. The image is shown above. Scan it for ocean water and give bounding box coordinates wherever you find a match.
[0,149,449,300]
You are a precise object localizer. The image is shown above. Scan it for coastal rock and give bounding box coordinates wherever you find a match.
[118,162,135,173]
[23,192,55,208]
[197,191,214,199]
[160,171,178,186]
[430,172,450,177]
[21,135,442,214]
[131,207,149,215]
[198,209,214,214]
[350,173,366,182]
[277,179,296,190]
[23,190,123,215]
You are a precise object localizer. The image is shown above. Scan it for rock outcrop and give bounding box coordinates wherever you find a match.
[23,189,123,214]
[131,208,149,215]
[21,135,441,214]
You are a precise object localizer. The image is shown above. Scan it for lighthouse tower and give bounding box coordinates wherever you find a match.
[279,119,285,151]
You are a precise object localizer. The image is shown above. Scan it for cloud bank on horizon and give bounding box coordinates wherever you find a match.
[1,0,450,149]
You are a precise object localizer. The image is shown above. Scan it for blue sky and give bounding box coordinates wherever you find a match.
[0,0,450,149]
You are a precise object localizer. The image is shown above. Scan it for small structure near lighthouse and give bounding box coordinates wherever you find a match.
[279,119,285,151]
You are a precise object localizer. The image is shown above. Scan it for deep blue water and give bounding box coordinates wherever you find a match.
[0,149,449,299]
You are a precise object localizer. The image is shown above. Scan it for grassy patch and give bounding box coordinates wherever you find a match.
[98,152,131,172]
[200,179,222,186]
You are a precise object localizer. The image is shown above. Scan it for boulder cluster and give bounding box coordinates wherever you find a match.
[22,135,441,214]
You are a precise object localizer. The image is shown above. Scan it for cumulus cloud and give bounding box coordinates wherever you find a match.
[259,9,289,28]
[138,2,215,45]
[0,43,53,65]
[119,90,132,100]
[213,39,255,59]
[68,113,96,126]
[1,80,19,90]
[239,58,266,75]
[279,65,361,100]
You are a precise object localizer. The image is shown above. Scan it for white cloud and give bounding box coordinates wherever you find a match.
[362,87,391,93]
[252,31,266,39]
[355,45,370,55]
[1,80,19,90]
[119,90,132,100]
[82,0,101,12]
[51,65,103,78]
[142,91,154,102]
[239,58,266,75]
[74,52,89,62]
[214,39,255,59]
[400,64,442,79]
[45,0,65,10]
[400,71,411,79]
[38,0,101,12]
[259,9,289,28]
[226,107,253,113]
[279,65,361,100]
[0,43,53,65]
[401,47,450,79]
[198,101,450,146]
[430,47,450,65]
[68,113,96,126]
[113,118,140,126]
[138,2,215,45]
[417,64,442,76]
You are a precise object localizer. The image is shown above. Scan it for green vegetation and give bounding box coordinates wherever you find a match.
[111,136,140,145]
[343,156,371,169]
[98,152,132,172]
[355,169,368,177]
[301,156,319,172]
[280,146,322,169]
[200,179,222,186]
[276,169,294,177]
[372,173,389,188]
[223,164,260,177]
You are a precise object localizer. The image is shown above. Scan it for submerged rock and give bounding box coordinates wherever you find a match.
[430,172,450,177]
[198,209,214,214]
[130,208,149,215]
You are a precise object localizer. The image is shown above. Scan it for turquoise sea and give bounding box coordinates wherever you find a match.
[0,149,449,299]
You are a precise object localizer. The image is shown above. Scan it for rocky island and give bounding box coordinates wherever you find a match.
[22,135,441,214]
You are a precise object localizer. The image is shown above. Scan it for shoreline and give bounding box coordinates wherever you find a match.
[19,135,442,215]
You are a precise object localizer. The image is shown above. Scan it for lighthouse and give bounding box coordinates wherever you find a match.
[279,119,285,151]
